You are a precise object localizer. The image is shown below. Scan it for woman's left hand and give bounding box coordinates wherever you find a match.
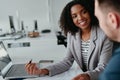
[72,73,90,80]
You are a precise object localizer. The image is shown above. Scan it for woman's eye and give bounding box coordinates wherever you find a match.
[82,10,87,14]
[72,15,77,19]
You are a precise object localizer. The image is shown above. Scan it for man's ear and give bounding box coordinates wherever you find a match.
[107,12,119,29]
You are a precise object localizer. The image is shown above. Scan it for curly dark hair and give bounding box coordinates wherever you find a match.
[59,0,98,36]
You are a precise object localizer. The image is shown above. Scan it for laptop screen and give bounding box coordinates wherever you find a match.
[0,41,11,72]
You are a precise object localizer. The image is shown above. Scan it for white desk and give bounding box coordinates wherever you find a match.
[2,33,67,63]
[24,62,83,80]
[0,63,83,80]
[0,33,83,80]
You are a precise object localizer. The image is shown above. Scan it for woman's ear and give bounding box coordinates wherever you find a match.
[107,12,119,29]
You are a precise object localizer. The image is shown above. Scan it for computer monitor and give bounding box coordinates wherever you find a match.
[9,16,16,34]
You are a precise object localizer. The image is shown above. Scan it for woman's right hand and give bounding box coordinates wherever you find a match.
[25,62,49,75]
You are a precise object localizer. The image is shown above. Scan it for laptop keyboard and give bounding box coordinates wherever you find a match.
[6,64,29,77]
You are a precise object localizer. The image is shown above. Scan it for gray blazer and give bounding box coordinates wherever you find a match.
[46,26,113,80]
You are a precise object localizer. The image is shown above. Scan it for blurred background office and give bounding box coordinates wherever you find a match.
[0,0,73,64]
[0,0,71,34]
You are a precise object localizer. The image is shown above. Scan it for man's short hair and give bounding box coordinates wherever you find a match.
[97,0,120,13]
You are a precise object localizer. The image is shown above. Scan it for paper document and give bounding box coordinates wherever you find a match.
[24,66,83,80]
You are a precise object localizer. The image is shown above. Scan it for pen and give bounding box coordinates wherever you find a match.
[28,59,32,64]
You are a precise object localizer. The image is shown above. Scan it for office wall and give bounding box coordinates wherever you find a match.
[49,0,72,32]
[0,0,71,34]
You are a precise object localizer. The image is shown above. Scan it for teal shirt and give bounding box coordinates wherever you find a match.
[99,47,120,80]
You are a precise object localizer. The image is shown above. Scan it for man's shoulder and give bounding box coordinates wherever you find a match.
[113,47,120,56]
[106,47,120,70]
[115,47,120,53]
[100,47,120,80]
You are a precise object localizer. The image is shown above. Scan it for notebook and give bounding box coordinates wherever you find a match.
[0,41,38,80]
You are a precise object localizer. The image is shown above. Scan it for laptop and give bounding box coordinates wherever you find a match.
[0,41,38,80]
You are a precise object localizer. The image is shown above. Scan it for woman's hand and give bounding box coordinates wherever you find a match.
[72,73,90,80]
[25,62,49,75]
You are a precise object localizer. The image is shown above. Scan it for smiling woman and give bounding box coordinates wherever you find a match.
[25,0,113,80]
